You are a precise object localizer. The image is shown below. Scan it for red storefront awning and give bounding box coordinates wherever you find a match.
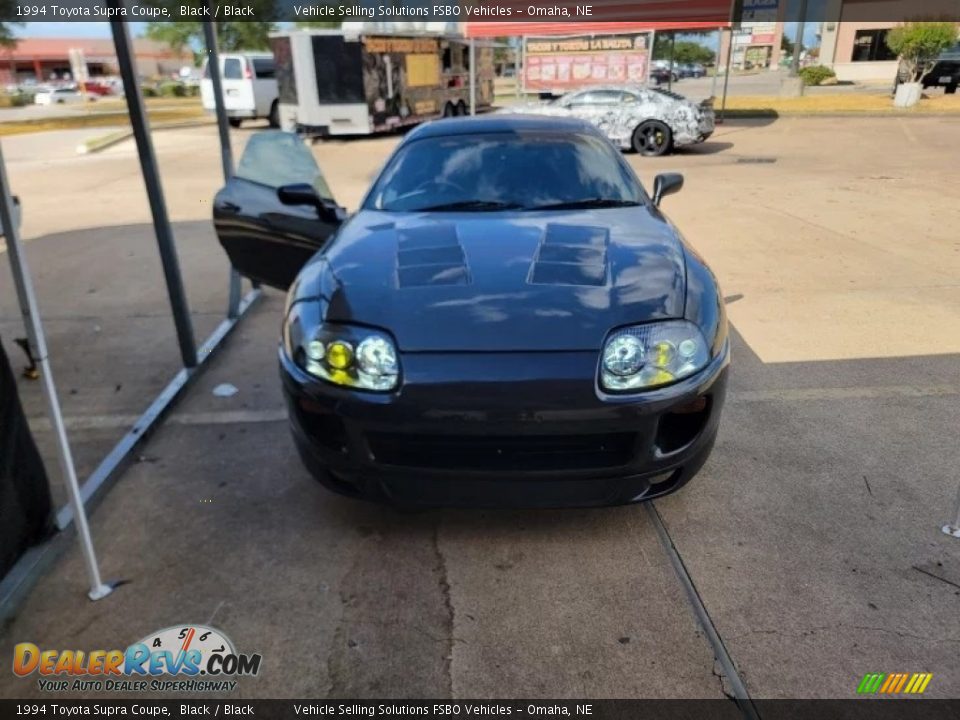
[464,0,733,37]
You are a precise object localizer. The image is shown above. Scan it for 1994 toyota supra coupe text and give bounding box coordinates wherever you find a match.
[213,116,729,507]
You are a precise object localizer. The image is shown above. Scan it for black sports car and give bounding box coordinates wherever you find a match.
[213,117,729,508]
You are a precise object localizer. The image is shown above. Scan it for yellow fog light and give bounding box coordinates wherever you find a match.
[326,341,354,370]
[651,340,676,368]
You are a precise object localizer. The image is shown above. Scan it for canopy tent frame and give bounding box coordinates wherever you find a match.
[0,10,259,619]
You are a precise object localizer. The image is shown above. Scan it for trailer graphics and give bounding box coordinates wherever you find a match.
[272,31,494,137]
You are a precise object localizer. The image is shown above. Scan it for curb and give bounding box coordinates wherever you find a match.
[77,118,215,155]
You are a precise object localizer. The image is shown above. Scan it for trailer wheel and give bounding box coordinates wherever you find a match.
[228,118,242,128]
[456,100,467,116]
[442,102,455,118]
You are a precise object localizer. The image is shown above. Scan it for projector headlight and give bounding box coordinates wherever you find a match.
[293,323,400,392]
[600,321,710,392]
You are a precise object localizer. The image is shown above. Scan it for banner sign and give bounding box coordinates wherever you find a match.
[522,33,652,92]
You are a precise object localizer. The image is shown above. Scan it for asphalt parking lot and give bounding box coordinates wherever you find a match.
[1,115,959,700]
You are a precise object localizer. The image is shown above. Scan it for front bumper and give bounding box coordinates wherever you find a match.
[280,344,729,508]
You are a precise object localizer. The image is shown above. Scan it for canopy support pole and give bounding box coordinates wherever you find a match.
[720,28,733,123]
[469,38,477,116]
[711,27,722,98]
[668,32,676,92]
[0,142,113,602]
[201,13,241,320]
[110,11,197,369]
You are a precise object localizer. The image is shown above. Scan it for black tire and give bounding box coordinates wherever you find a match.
[947,84,958,95]
[268,100,280,128]
[228,117,242,128]
[632,121,673,157]
[456,100,467,116]
[442,102,455,118]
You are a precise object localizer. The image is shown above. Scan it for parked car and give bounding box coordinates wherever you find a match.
[80,81,113,96]
[650,67,679,85]
[200,51,279,128]
[680,63,706,78]
[499,85,715,157]
[34,86,89,105]
[921,45,960,94]
[211,118,729,507]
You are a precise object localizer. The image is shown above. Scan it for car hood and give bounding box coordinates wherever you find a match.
[308,208,687,352]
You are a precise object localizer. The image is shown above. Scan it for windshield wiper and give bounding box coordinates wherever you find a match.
[524,198,642,211]
[411,200,525,212]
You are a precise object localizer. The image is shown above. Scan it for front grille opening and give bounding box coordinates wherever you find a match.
[367,432,636,472]
[296,400,348,454]
[656,396,710,454]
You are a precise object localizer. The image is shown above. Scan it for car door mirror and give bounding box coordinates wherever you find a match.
[652,173,684,207]
[278,183,343,223]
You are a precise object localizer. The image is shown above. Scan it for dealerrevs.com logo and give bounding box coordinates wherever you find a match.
[12,625,262,693]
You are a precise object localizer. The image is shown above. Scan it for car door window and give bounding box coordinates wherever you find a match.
[572,90,622,106]
[223,58,243,80]
[235,131,335,201]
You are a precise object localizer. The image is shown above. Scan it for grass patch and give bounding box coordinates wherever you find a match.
[721,93,960,115]
[0,107,208,137]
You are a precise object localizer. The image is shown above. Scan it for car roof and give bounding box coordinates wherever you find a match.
[405,115,602,142]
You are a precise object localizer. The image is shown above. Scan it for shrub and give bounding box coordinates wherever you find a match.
[886,21,958,81]
[798,65,837,86]
[158,82,187,97]
[141,86,159,98]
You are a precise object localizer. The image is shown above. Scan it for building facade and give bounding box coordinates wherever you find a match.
[818,0,960,82]
[0,38,193,85]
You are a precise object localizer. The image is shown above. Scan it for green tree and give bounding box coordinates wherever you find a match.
[886,21,958,81]
[653,38,714,64]
[145,21,276,53]
[0,0,22,47]
[295,21,342,30]
[781,33,794,56]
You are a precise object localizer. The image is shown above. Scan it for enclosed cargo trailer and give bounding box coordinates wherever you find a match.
[270,30,494,137]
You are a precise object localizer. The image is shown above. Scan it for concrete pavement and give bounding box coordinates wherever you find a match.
[1,117,959,699]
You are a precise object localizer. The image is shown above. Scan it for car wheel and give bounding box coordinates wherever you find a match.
[268,100,280,128]
[632,121,673,157]
[947,84,958,95]
[456,100,467,116]
[228,118,242,128]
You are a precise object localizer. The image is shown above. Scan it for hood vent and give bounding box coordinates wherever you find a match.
[528,224,609,287]
[396,223,471,288]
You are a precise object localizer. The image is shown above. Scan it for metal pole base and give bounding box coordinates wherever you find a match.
[87,583,115,601]
[941,524,960,539]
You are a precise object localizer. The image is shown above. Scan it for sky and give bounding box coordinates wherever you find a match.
[18,22,147,38]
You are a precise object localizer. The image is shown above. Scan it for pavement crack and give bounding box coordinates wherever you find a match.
[711,660,736,702]
[913,565,960,591]
[432,520,455,698]
[862,475,873,496]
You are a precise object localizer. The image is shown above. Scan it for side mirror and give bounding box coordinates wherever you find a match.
[278,183,342,223]
[652,173,684,207]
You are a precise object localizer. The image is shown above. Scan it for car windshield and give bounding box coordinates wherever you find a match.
[365,131,645,212]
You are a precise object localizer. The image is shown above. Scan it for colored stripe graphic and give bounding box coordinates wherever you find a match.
[857,672,932,694]
[857,673,885,694]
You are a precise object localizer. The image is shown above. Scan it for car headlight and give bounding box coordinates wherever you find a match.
[600,321,710,392]
[294,323,400,392]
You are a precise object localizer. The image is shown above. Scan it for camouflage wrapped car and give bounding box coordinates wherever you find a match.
[500,85,715,157]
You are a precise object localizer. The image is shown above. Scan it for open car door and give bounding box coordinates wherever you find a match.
[213,131,345,290]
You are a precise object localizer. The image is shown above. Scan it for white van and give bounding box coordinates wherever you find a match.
[200,52,279,128]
